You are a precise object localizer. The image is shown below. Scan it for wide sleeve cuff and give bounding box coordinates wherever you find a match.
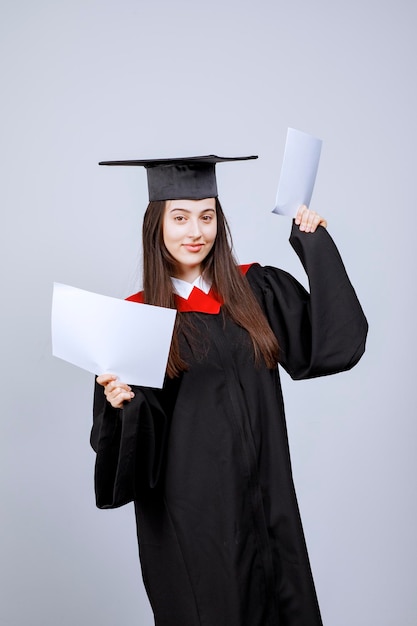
[91,385,168,509]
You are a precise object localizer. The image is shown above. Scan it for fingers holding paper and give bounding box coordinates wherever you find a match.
[96,373,135,409]
[295,205,327,233]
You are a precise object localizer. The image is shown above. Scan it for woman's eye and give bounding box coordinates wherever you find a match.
[174,215,185,222]
[202,215,212,222]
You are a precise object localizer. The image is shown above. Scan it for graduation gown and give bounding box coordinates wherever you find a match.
[91,223,368,626]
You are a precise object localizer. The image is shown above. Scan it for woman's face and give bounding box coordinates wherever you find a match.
[162,198,217,282]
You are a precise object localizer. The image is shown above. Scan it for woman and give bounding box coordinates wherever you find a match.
[91,155,368,626]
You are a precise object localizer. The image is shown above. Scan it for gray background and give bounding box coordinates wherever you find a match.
[1,0,416,624]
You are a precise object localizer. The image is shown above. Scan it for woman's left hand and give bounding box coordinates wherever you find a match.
[295,205,327,233]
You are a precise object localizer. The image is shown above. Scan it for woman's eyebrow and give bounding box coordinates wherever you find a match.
[169,207,216,214]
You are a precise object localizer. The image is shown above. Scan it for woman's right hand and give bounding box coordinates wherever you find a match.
[96,373,135,409]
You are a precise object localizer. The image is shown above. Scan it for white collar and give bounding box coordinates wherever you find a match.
[171,274,212,300]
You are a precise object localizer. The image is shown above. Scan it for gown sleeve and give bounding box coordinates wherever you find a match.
[90,381,168,509]
[246,222,368,380]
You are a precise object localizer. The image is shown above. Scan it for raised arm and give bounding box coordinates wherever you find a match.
[247,210,368,380]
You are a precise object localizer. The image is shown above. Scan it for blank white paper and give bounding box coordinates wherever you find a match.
[272,128,322,217]
[51,283,177,388]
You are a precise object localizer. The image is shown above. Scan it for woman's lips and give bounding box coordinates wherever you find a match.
[183,244,204,252]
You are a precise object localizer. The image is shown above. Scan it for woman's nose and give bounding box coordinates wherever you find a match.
[187,219,202,239]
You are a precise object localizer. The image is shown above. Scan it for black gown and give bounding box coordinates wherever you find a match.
[91,223,368,626]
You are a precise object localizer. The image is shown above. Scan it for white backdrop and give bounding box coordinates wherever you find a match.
[1,1,416,624]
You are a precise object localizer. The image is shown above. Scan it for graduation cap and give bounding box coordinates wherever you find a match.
[99,155,258,201]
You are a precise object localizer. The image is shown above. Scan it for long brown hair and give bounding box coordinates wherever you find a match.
[142,199,279,377]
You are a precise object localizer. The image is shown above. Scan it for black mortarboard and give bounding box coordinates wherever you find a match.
[99,155,258,201]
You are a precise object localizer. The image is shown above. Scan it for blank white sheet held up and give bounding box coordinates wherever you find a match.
[273,128,322,218]
[51,283,177,388]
